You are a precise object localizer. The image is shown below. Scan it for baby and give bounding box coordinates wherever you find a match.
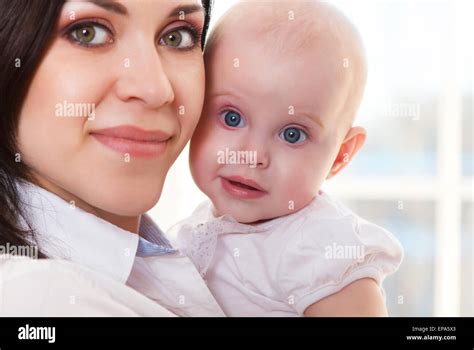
[168,0,403,316]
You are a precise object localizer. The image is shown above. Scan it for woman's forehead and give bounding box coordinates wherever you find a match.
[64,0,205,17]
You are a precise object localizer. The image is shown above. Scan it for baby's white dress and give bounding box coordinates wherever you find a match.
[168,191,403,316]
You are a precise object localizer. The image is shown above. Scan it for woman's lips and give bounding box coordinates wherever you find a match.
[220,176,267,199]
[90,125,171,158]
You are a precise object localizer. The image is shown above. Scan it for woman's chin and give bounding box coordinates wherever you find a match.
[81,185,163,218]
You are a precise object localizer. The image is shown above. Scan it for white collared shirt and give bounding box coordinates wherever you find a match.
[0,180,224,317]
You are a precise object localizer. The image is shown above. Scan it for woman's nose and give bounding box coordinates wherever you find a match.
[114,51,175,109]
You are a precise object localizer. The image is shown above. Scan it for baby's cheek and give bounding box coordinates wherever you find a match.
[200,126,240,160]
[276,168,318,212]
[283,184,313,212]
[190,132,220,186]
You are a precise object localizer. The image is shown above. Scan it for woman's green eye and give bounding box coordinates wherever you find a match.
[67,22,113,47]
[163,30,182,47]
[76,25,95,43]
[160,27,198,50]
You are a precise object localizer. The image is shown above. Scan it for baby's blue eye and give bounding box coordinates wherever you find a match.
[279,127,307,144]
[222,111,245,128]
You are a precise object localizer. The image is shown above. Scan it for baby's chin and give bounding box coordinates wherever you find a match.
[209,191,319,224]
[210,197,293,225]
[211,204,260,224]
[209,197,265,224]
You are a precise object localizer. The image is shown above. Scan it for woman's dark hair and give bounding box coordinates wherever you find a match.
[0,0,213,259]
[201,0,213,49]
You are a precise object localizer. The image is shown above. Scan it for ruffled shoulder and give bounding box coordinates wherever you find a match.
[275,195,403,315]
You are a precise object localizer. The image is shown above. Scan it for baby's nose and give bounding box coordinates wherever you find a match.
[244,145,269,169]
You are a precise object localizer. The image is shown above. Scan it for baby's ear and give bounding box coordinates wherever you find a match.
[327,126,366,179]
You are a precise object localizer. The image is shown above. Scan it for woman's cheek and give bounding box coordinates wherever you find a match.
[40,43,109,108]
[17,66,94,164]
[170,58,205,140]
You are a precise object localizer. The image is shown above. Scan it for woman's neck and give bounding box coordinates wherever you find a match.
[30,174,141,234]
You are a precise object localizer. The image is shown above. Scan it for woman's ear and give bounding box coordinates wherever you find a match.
[327,126,366,179]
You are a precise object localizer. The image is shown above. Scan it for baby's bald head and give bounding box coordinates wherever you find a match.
[204,0,368,132]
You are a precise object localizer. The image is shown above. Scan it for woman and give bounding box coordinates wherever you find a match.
[0,0,222,316]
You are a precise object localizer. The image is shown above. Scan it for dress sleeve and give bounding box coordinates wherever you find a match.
[276,215,403,315]
[0,255,176,316]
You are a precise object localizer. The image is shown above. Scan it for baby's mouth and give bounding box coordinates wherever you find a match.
[223,176,265,191]
[219,176,268,200]
[227,179,260,191]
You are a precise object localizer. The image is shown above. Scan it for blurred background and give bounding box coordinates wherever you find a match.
[150,0,473,316]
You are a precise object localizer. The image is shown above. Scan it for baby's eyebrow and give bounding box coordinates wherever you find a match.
[209,90,244,100]
[292,112,325,130]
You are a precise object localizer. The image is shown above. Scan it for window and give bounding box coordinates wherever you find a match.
[324,0,473,316]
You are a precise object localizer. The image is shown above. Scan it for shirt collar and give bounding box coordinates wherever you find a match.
[137,216,176,257]
[17,180,174,284]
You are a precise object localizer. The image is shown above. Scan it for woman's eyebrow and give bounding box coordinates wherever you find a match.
[167,3,205,18]
[90,0,128,16]
[88,1,204,19]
